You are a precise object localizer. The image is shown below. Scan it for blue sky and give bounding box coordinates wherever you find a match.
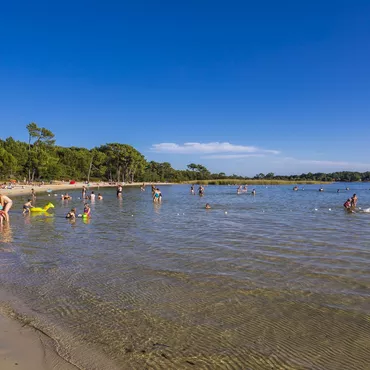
[1,0,370,176]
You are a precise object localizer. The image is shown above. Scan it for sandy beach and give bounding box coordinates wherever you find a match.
[0,290,76,370]
[0,181,173,198]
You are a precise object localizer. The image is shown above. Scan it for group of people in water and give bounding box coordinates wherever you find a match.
[0,184,367,228]
[190,185,205,196]
[343,194,358,212]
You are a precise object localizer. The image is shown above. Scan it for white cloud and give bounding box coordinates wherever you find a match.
[202,154,266,159]
[151,142,280,155]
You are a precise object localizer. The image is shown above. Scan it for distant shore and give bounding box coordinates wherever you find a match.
[185,179,330,185]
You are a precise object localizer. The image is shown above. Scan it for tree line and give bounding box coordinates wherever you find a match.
[0,124,369,183]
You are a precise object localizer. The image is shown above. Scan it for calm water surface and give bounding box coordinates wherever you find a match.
[1,184,370,369]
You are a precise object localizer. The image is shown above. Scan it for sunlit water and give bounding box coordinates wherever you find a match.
[1,184,370,369]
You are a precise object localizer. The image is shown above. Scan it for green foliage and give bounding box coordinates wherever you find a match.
[0,125,369,183]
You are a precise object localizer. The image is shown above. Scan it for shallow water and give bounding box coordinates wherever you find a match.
[1,184,370,369]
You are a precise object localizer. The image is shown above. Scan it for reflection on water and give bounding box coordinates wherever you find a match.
[0,222,13,243]
[0,184,370,369]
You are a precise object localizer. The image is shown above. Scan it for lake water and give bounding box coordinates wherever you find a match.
[1,184,370,369]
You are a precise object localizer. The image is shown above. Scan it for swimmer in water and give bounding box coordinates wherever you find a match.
[83,204,91,217]
[205,203,211,209]
[153,188,162,203]
[117,185,123,198]
[343,198,353,212]
[319,188,324,192]
[237,186,242,194]
[293,186,298,191]
[198,186,204,196]
[23,199,34,214]
[190,185,195,195]
[66,208,76,220]
[82,186,87,198]
[351,193,358,208]
[251,189,256,196]
[141,183,145,192]
[97,193,103,200]
[90,191,96,201]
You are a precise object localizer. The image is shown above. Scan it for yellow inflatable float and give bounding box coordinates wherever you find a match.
[30,202,55,213]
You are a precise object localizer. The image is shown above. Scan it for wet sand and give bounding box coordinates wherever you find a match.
[0,294,77,370]
[0,312,49,370]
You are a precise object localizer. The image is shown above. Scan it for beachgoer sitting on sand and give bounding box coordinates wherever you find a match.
[23,199,34,214]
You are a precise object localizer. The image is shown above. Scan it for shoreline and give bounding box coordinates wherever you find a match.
[0,181,174,198]
[0,290,77,370]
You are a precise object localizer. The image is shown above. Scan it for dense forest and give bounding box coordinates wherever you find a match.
[0,123,369,183]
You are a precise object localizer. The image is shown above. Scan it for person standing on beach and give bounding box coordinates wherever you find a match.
[0,194,13,222]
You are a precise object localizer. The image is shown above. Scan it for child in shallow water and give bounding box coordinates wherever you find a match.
[83,204,91,217]
[66,208,76,220]
[23,199,34,214]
